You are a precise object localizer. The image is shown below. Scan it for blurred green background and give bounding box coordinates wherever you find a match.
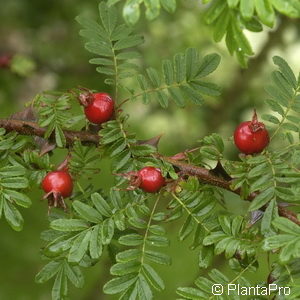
[0,0,299,299]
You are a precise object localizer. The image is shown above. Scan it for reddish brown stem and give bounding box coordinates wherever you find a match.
[163,156,300,226]
[0,118,299,225]
[0,119,99,145]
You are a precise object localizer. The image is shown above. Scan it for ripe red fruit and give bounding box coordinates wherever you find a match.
[234,110,269,154]
[138,167,165,193]
[42,171,73,211]
[42,170,73,197]
[82,92,114,124]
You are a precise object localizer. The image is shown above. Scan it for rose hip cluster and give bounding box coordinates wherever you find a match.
[41,90,268,212]
[41,91,166,212]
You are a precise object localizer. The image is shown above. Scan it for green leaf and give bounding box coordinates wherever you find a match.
[255,0,275,27]
[114,34,144,50]
[89,224,103,259]
[231,20,253,55]
[177,287,206,298]
[144,0,160,20]
[4,190,31,208]
[168,87,185,107]
[50,219,89,231]
[101,218,115,244]
[72,200,102,223]
[204,0,227,24]
[137,274,152,300]
[128,217,147,229]
[0,177,28,189]
[3,200,23,231]
[160,0,176,13]
[110,260,140,276]
[227,0,239,8]
[174,53,186,83]
[146,235,169,247]
[279,241,297,263]
[203,232,227,245]
[190,81,221,96]
[149,224,166,236]
[146,67,161,87]
[273,217,300,235]
[179,215,194,241]
[156,90,170,108]
[103,274,137,294]
[261,199,276,236]
[143,264,165,291]
[265,98,285,116]
[64,264,84,288]
[119,233,144,246]
[263,234,296,250]
[55,126,66,148]
[197,53,221,78]
[213,8,230,42]
[51,269,68,300]
[248,162,268,177]
[162,59,174,85]
[185,48,198,80]
[35,261,61,284]
[99,2,117,34]
[91,193,112,217]
[114,210,126,231]
[68,230,91,263]
[116,249,142,262]
[107,0,122,6]
[114,150,131,171]
[240,0,254,19]
[144,250,171,265]
[198,246,214,269]
[218,215,231,235]
[0,165,26,177]
[271,71,294,97]
[248,188,274,211]
[123,0,141,25]
[181,85,203,105]
[273,56,297,89]
[271,0,300,18]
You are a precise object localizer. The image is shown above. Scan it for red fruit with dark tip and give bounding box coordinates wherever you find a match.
[138,167,165,193]
[42,171,73,198]
[234,110,269,154]
[83,92,114,124]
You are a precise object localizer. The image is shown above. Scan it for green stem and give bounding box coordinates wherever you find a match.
[140,194,161,266]
[171,192,211,233]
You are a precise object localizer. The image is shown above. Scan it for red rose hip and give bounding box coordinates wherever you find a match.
[42,170,73,197]
[81,92,114,124]
[234,110,269,154]
[138,167,165,193]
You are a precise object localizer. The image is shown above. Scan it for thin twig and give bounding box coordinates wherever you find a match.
[0,119,100,145]
[0,118,299,225]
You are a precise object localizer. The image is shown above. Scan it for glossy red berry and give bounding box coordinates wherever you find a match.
[138,167,165,193]
[234,110,269,154]
[42,171,73,198]
[83,92,114,124]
